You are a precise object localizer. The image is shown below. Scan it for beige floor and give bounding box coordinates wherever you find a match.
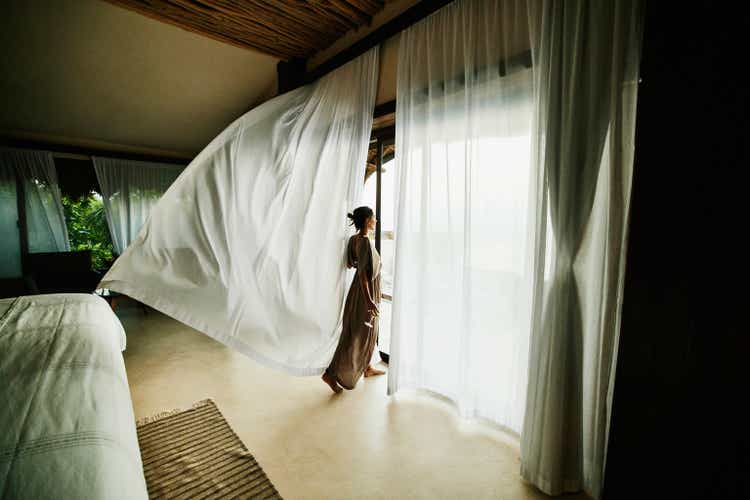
[119,305,585,500]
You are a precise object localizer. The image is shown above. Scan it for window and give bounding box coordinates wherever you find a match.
[56,157,115,272]
[0,166,22,278]
[363,132,395,359]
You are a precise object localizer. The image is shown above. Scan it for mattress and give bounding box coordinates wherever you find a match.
[0,293,148,499]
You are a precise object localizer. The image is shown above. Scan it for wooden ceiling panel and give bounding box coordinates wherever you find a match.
[104,0,386,59]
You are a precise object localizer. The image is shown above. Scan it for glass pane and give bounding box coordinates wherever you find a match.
[378,299,392,356]
[361,145,377,218]
[25,177,62,252]
[61,191,115,272]
[379,147,396,355]
[361,140,396,357]
[379,157,395,298]
[0,167,22,278]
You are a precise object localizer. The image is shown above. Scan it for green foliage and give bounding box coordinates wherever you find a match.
[62,193,114,271]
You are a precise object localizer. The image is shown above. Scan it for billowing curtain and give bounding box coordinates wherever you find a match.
[0,149,70,276]
[93,158,184,255]
[388,0,538,434]
[100,48,378,375]
[521,1,644,498]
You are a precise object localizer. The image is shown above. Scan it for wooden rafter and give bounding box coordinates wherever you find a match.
[103,0,386,59]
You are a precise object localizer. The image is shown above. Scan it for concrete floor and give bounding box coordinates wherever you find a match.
[119,306,585,500]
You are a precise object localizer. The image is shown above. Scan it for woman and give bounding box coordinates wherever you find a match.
[322,206,386,393]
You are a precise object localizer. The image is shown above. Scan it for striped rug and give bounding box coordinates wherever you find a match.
[136,399,282,499]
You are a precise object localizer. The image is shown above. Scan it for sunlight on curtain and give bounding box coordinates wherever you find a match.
[389,0,538,434]
[93,158,184,255]
[22,153,70,253]
[390,1,642,497]
[0,149,70,266]
[100,49,379,375]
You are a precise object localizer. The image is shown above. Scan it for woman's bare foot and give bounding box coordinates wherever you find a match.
[322,371,342,393]
[364,365,386,377]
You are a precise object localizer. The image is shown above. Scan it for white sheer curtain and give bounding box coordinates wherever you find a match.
[0,149,70,265]
[100,48,378,375]
[93,158,184,255]
[388,0,538,434]
[0,157,22,278]
[389,0,642,497]
[521,1,643,498]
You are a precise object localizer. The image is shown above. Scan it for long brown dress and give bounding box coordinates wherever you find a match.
[326,234,381,390]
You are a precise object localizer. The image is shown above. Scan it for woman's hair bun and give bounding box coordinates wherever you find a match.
[347,206,374,229]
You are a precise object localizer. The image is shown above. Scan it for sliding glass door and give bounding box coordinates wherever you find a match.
[362,132,395,360]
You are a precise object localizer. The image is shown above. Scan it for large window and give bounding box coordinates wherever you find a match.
[362,132,395,359]
[56,157,115,272]
[60,192,114,272]
[0,150,71,279]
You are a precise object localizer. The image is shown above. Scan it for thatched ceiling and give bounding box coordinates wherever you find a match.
[104,0,386,59]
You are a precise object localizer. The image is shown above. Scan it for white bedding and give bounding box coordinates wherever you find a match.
[0,293,147,499]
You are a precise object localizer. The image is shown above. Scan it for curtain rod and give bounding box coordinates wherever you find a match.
[304,0,455,85]
[52,152,90,161]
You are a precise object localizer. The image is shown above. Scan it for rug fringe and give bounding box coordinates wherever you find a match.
[136,398,215,426]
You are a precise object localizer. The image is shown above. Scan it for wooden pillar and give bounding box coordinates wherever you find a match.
[375,139,382,253]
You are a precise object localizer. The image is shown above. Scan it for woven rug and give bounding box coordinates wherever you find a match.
[136,399,282,499]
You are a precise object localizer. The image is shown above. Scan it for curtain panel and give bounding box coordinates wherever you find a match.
[389,0,643,498]
[389,0,538,435]
[0,149,70,277]
[92,158,185,255]
[100,48,379,375]
[521,1,644,497]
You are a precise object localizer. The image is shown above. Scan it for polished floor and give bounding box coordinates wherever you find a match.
[119,305,586,500]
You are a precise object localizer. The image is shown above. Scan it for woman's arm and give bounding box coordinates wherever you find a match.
[358,271,378,315]
[358,268,374,304]
[355,237,378,313]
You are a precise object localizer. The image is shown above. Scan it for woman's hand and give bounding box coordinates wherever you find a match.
[368,302,380,317]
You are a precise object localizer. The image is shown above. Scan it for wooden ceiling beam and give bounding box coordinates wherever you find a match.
[293,1,356,33]
[306,0,456,83]
[170,0,311,51]
[163,1,308,55]
[184,0,328,51]
[324,0,372,26]
[216,1,336,45]
[106,0,311,58]
[306,1,361,31]
[255,0,352,34]
[105,0,290,57]
[344,0,384,16]
[103,0,387,60]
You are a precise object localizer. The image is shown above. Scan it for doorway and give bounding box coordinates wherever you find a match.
[362,129,395,362]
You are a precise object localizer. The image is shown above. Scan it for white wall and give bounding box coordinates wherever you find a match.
[0,0,279,156]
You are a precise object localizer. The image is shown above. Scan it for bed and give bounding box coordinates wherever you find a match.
[0,293,148,499]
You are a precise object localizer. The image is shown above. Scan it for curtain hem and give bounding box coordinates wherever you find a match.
[519,465,583,497]
[389,385,523,440]
[100,279,328,377]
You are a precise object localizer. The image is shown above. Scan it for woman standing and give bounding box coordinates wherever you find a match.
[322,206,385,393]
